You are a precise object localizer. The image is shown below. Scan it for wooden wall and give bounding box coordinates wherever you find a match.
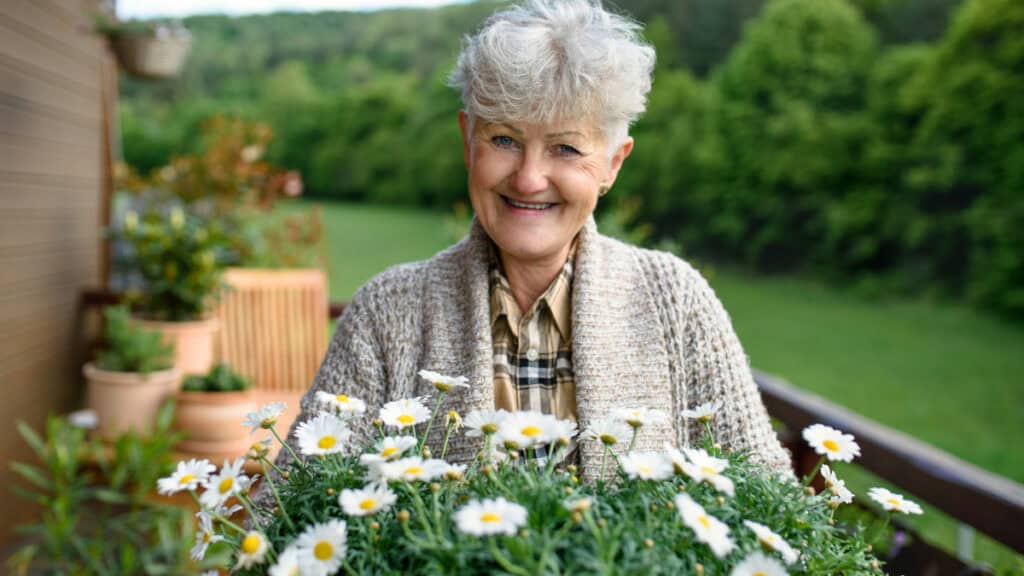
[0,0,114,549]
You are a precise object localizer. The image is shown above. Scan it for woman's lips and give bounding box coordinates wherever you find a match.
[500,194,557,212]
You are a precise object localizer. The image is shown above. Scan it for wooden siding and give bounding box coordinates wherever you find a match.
[0,0,113,549]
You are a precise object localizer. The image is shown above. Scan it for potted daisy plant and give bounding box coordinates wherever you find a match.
[156,369,924,574]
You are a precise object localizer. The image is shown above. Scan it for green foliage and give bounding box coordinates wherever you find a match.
[94,304,174,373]
[905,0,1024,317]
[109,207,230,321]
[8,403,196,575]
[182,362,251,392]
[218,406,882,575]
[692,0,878,270]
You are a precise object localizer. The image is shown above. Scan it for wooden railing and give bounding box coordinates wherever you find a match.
[756,370,1024,573]
[82,289,1023,572]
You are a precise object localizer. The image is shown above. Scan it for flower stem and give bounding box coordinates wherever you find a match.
[418,390,445,454]
[802,455,827,487]
[599,444,611,479]
[269,426,306,472]
[441,421,455,460]
[488,537,532,576]
[259,460,295,531]
[627,427,639,453]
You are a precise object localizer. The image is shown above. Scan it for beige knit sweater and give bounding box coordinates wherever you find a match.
[271,217,791,483]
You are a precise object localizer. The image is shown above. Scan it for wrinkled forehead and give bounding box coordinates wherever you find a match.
[473,115,606,142]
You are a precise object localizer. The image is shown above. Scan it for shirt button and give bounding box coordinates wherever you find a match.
[526,348,539,361]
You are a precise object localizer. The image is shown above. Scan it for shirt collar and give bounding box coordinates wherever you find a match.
[489,237,577,341]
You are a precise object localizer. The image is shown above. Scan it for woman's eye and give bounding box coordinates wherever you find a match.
[555,144,581,157]
[491,135,518,149]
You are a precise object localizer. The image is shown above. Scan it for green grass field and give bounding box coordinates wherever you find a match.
[298,200,1023,571]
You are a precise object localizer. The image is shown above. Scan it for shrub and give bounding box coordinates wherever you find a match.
[182,362,251,392]
[94,304,174,373]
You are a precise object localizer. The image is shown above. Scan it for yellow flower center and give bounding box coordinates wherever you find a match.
[482,423,499,434]
[599,434,617,445]
[251,442,265,451]
[314,541,334,560]
[360,498,377,510]
[218,477,234,494]
[887,497,901,507]
[480,512,501,523]
[521,425,541,437]
[397,414,416,425]
[404,466,423,476]
[823,439,840,452]
[697,515,711,530]
[753,572,767,576]
[241,534,261,554]
[178,474,196,485]
[202,532,212,543]
[336,394,349,403]
[318,436,337,449]
[700,466,718,476]
[638,466,652,475]
[381,447,399,457]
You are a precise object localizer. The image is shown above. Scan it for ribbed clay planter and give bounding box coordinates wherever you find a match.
[175,389,258,462]
[133,317,219,377]
[84,362,180,440]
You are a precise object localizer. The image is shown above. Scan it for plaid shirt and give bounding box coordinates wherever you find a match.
[490,241,578,461]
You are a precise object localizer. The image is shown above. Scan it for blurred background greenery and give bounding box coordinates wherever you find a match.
[113,0,1023,570]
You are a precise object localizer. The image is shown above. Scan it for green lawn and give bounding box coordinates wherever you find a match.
[300,200,1023,571]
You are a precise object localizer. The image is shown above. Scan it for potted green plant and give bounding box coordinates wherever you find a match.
[109,206,229,376]
[95,17,192,79]
[84,305,179,440]
[176,363,257,461]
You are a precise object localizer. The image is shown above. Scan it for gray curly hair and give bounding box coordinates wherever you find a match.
[448,0,656,150]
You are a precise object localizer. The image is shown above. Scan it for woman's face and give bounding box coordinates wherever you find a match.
[459,112,633,267]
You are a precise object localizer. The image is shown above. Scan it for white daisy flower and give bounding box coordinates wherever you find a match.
[339,485,397,516]
[729,551,789,576]
[379,398,432,429]
[295,519,348,576]
[463,409,509,437]
[583,418,633,447]
[314,391,367,417]
[681,401,723,423]
[359,435,418,465]
[614,407,668,429]
[619,452,674,480]
[295,412,352,456]
[743,520,799,564]
[867,487,923,515]
[419,369,470,392]
[820,465,854,505]
[246,437,273,461]
[679,447,735,496]
[549,417,579,442]
[454,497,528,536]
[563,496,594,513]
[158,459,215,495]
[190,511,224,560]
[802,424,861,462]
[199,458,250,509]
[675,493,735,558]
[443,462,468,481]
[496,411,559,450]
[242,402,288,434]
[379,456,449,483]
[268,546,300,576]
[236,530,270,569]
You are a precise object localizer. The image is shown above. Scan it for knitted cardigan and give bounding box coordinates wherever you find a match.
[271,217,792,483]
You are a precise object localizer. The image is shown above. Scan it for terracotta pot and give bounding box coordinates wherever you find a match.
[84,362,180,440]
[134,317,219,378]
[175,389,258,462]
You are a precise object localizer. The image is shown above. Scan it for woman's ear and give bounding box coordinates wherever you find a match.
[458,111,471,169]
[604,137,634,189]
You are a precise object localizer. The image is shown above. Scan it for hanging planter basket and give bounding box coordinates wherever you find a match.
[109,26,192,80]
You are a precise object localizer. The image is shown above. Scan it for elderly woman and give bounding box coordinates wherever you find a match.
[278,0,791,480]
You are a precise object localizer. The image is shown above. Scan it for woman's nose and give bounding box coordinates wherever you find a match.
[513,151,549,196]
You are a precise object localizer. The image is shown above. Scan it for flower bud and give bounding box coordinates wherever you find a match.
[566,465,577,473]
[370,521,380,531]
[282,471,290,480]
[597,518,607,528]
[571,511,583,524]
[716,496,725,505]
[828,519,836,526]
[397,510,410,523]
[429,483,441,493]
[869,560,880,570]
[665,501,674,510]
[695,563,705,575]
[828,500,840,509]
[804,487,816,496]
[519,529,529,538]
[373,418,383,428]
[644,539,654,549]
[421,447,432,458]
